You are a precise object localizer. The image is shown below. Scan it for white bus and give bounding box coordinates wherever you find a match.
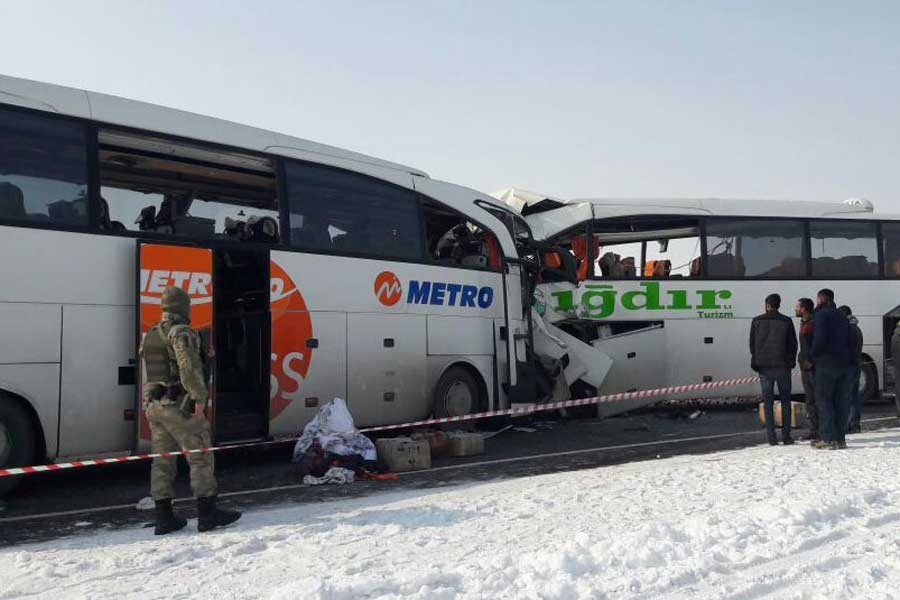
[0,75,547,492]
[497,190,899,415]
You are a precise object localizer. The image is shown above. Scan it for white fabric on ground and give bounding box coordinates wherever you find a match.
[302,467,355,486]
[292,398,376,462]
[5,430,900,599]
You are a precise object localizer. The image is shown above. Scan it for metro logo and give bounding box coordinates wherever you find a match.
[139,246,213,331]
[140,270,213,301]
[373,272,494,309]
[407,280,493,308]
[374,271,402,306]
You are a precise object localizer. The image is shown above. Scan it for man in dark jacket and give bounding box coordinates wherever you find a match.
[810,289,853,449]
[839,305,864,434]
[795,297,818,441]
[750,293,798,445]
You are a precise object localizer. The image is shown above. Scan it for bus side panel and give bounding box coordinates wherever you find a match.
[347,313,428,427]
[269,311,347,438]
[663,318,758,398]
[426,315,495,356]
[58,305,134,457]
[0,364,60,459]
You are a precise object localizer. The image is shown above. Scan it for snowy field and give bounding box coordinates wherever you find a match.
[4,430,900,599]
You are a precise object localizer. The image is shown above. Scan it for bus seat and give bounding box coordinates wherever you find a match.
[483,234,501,270]
[599,252,622,277]
[706,252,744,277]
[690,257,701,277]
[890,258,900,277]
[645,259,671,277]
[47,199,79,223]
[0,183,26,219]
[544,252,562,268]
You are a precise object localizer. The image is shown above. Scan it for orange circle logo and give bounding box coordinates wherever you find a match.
[374,271,402,306]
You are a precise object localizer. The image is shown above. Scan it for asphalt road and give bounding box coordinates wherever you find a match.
[1,403,896,547]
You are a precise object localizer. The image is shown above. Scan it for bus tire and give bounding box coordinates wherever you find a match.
[859,357,879,404]
[0,396,37,496]
[432,366,483,419]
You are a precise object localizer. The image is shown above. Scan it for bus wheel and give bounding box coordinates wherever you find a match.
[433,367,482,419]
[860,358,879,404]
[0,397,36,496]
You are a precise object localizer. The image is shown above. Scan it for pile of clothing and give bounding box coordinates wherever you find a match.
[292,398,378,485]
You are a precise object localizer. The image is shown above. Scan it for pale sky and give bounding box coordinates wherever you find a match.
[3,2,899,209]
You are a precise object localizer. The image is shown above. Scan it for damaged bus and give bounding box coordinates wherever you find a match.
[0,75,549,491]
[495,189,899,416]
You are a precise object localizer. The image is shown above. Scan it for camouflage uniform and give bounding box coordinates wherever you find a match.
[141,288,216,500]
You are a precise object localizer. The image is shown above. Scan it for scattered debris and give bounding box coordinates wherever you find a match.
[302,467,355,486]
[689,410,704,420]
[135,497,155,511]
[483,425,514,439]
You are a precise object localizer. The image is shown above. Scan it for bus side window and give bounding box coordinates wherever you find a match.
[0,107,89,228]
[286,161,421,260]
[706,219,804,278]
[98,129,279,241]
[423,201,501,271]
[883,223,900,278]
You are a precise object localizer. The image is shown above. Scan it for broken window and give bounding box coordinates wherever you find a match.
[99,129,280,242]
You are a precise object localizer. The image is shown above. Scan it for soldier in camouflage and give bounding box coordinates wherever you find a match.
[141,286,241,534]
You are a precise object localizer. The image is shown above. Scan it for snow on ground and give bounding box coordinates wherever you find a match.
[4,431,900,600]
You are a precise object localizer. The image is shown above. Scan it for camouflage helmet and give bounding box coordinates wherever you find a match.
[161,286,191,319]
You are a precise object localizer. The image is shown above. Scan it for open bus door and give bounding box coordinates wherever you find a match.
[136,242,271,450]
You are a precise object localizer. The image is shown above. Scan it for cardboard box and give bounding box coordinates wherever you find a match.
[447,432,485,457]
[375,437,431,472]
[758,401,807,428]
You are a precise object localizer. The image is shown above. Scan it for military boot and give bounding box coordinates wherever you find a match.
[197,496,241,532]
[154,499,187,535]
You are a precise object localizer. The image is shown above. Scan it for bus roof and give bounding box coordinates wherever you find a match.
[493,188,898,240]
[578,197,878,220]
[0,73,429,181]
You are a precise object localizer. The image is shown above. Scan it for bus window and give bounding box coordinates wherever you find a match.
[706,219,804,278]
[0,107,88,227]
[643,235,700,278]
[810,220,878,278]
[882,223,900,277]
[424,203,501,270]
[594,241,641,278]
[285,160,421,260]
[98,129,279,241]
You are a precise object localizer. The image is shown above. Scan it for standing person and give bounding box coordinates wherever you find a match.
[795,298,819,441]
[750,293,798,445]
[839,305,864,434]
[141,286,241,535]
[810,289,853,450]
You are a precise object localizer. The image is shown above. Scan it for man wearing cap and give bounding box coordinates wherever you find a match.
[140,286,240,534]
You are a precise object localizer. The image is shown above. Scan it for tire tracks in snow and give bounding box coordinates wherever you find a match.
[657,508,900,600]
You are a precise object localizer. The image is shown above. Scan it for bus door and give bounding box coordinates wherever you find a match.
[500,259,537,406]
[137,242,271,449]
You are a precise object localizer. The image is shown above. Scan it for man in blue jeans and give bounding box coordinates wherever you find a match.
[750,293,798,445]
[838,305,864,434]
[810,289,853,449]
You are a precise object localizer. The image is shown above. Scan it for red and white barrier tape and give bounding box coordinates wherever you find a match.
[0,374,764,478]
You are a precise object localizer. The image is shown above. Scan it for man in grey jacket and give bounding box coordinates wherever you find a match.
[750,293,798,445]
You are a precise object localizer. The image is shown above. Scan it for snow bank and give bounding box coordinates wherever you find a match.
[5,431,900,599]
